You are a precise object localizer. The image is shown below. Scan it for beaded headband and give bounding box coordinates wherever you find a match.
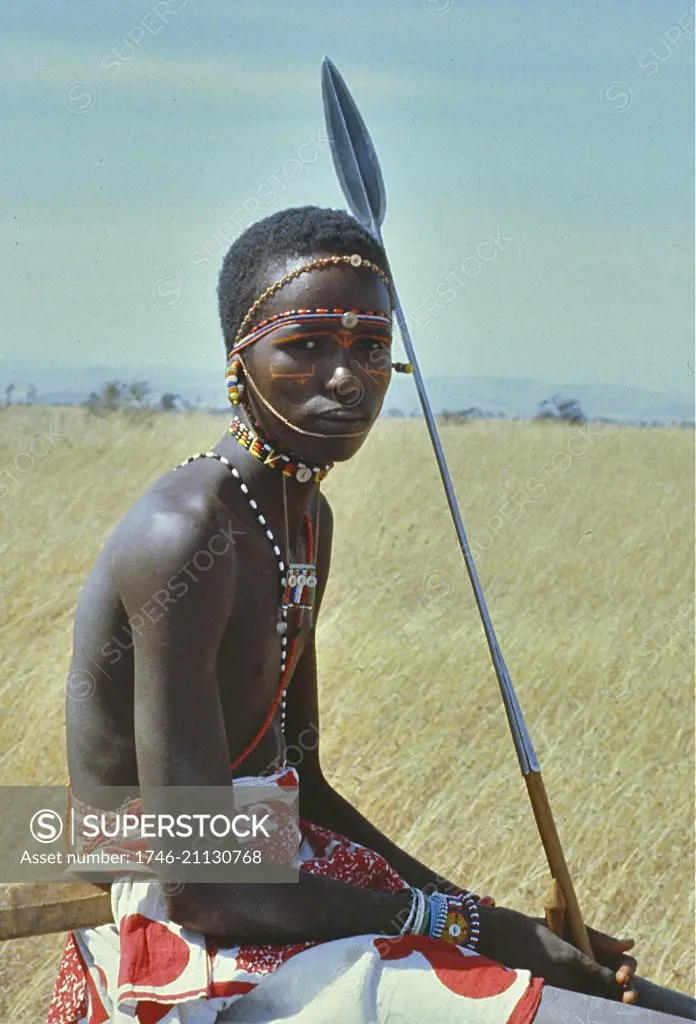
[230,307,392,357]
[232,252,393,352]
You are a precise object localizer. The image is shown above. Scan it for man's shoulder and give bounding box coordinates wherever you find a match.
[108,461,243,579]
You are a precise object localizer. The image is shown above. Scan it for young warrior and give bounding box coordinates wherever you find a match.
[48,207,687,1023]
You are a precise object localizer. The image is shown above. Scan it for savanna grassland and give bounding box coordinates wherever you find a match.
[0,406,693,1021]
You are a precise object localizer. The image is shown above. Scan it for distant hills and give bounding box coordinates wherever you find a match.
[1,360,693,426]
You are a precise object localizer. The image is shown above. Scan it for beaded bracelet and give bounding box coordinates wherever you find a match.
[440,902,470,946]
[412,888,428,936]
[397,886,435,937]
[458,891,481,952]
[397,886,484,946]
[426,893,449,939]
[427,892,481,951]
[398,886,419,936]
[420,894,432,936]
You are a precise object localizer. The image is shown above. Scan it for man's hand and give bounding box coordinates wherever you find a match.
[477,905,638,1003]
[583,923,638,1004]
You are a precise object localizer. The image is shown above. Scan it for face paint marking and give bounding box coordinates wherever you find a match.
[264,317,392,389]
[270,366,318,384]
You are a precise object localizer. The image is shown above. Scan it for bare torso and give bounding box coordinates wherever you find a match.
[65,453,328,793]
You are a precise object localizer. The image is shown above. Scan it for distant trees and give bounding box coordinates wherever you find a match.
[534,394,586,424]
[435,397,588,424]
[84,380,153,416]
[159,392,180,412]
[439,407,497,424]
[127,381,151,408]
[3,383,38,407]
[82,382,201,416]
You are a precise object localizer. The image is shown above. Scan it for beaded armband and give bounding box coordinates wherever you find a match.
[441,902,470,945]
[426,891,481,951]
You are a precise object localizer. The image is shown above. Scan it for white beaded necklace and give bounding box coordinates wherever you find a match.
[176,451,292,730]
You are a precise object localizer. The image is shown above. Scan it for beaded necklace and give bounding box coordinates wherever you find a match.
[174,450,320,766]
[225,412,322,633]
[228,414,333,484]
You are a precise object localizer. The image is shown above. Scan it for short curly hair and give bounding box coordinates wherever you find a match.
[217,205,389,356]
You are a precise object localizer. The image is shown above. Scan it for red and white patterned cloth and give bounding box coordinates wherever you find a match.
[46,767,544,1023]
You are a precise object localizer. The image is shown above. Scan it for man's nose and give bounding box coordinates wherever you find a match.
[326,362,366,407]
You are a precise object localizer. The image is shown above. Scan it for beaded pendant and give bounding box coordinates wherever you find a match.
[281,562,317,638]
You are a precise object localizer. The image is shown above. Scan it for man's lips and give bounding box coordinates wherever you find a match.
[311,406,370,423]
[310,407,371,430]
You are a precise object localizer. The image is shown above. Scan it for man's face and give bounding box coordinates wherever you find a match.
[241,252,393,463]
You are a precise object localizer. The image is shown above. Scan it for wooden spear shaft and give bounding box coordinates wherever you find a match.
[526,773,593,957]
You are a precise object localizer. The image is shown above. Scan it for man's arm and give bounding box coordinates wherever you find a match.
[109,491,412,942]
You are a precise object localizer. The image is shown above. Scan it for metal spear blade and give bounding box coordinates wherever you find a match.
[321,57,387,233]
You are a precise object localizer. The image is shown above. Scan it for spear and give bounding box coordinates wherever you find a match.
[320,55,594,958]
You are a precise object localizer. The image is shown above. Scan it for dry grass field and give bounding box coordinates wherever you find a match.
[0,405,693,1021]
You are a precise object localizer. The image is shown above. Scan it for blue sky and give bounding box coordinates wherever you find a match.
[1,0,694,399]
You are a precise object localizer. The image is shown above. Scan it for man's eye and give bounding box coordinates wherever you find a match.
[358,338,390,351]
